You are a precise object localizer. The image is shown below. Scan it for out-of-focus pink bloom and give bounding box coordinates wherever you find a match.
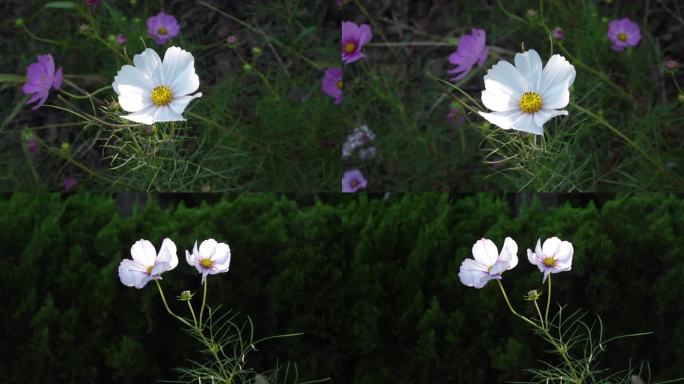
[63,177,77,192]
[342,21,372,64]
[607,17,640,52]
[27,137,38,154]
[116,34,127,44]
[666,59,678,70]
[342,169,367,192]
[85,0,100,6]
[147,12,180,45]
[459,237,518,289]
[447,28,488,81]
[527,237,573,282]
[22,53,62,110]
[227,35,237,44]
[552,27,564,39]
[322,67,343,104]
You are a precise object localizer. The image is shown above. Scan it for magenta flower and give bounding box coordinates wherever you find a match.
[27,137,38,154]
[116,34,127,44]
[63,177,77,192]
[447,28,488,81]
[552,27,564,40]
[226,35,237,44]
[22,53,62,110]
[147,12,180,45]
[342,169,367,192]
[341,21,372,64]
[459,237,518,289]
[322,67,343,105]
[607,18,640,52]
[85,0,100,6]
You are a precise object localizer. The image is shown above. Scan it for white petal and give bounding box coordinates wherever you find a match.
[113,65,153,96]
[133,48,164,85]
[542,237,562,257]
[514,49,542,91]
[211,242,231,269]
[131,239,157,266]
[511,113,543,135]
[479,110,522,130]
[555,241,574,262]
[527,248,544,272]
[539,54,575,97]
[116,85,152,113]
[152,105,185,123]
[163,47,195,86]
[533,109,568,128]
[459,260,491,288]
[118,259,149,289]
[499,237,518,269]
[121,104,157,125]
[185,249,196,267]
[540,80,571,110]
[483,60,526,95]
[169,93,202,114]
[481,87,519,112]
[472,238,498,266]
[170,61,200,96]
[157,238,178,270]
[199,239,218,259]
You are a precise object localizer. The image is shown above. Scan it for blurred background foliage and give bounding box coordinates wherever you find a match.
[0,193,683,383]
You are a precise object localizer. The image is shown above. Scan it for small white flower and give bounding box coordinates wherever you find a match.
[479,49,575,135]
[112,46,202,125]
[458,237,518,288]
[185,239,231,284]
[118,238,178,289]
[527,237,573,282]
[342,124,375,158]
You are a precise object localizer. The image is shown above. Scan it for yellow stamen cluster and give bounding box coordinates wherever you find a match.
[337,80,343,90]
[344,42,357,54]
[543,257,556,267]
[617,32,628,42]
[158,27,168,36]
[519,91,543,113]
[146,265,154,275]
[350,179,359,188]
[200,258,213,268]
[151,85,173,106]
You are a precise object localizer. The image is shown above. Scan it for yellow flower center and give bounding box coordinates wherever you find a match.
[158,27,168,36]
[200,258,213,268]
[344,42,357,54]
[146,265,154,275]
[519,91,543,113]
[543,257,556,267]
[337,80,343,90]
[617,32,627,42]
[151,85,173,106]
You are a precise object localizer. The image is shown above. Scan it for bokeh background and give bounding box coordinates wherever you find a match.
[1,193,683,383]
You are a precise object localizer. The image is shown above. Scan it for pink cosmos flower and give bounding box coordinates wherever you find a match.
[447,28,488,81]
[607,18,640,52]
[342,21,372,64]
[186,239,231,284]
[226,35,237,44]
[527,237,573,282]
[63,177,77,192]
[342,169,367,192]
[322,67,343,104]
[552,27,564,40]
[459,237,518,289]
[119,238,178,289]
[116,34,127,44]
[85,0,100,6]
[665,59,677,70]
[22,53,62,110]
[147,12,180,45]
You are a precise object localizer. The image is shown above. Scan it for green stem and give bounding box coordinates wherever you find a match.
[199,276,208,329]
[187,301,198,328]
[496,280,538,328]
[155,280,193,328]
[545,273,551,330]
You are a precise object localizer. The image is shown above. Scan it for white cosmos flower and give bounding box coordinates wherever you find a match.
[527,237,573,282]
[479,49,575,135]
[458,237,518,289]
[112,46,202,125]
[185,239,231,284]
[118,238,178,289]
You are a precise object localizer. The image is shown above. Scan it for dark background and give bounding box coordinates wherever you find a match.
[1,193,682,383]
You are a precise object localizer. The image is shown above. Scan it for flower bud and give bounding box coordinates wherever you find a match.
[15,18,25,27]
[252,47,262,56]
[524,289,542,301]
[61,142,71,154]
[178,290,194,301]
[242,63,252,72]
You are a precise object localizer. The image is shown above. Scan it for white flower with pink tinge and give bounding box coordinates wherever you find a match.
[186,239,231,284]
[118,238,178,289]
[527,237,573,282]
[459,237,518,289]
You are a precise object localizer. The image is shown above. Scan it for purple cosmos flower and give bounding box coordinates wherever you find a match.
[666,59,677,70]
[27,136,38,154]
[342,21,372,64]
[185,239,231,284]
[447,28,488,81]
[342,169,367,192]
[119,238,178,289]
[552,27,564,39]
[116,34,127,44]
[322,67,343,105]
[85,0,100,6]
[527,237,573,282]
[607,18,640,52]
[63,176,77,192]
[147,12,180,45]
[459,237,518,289]
[226,35,237,44]
[21,53,62,110]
